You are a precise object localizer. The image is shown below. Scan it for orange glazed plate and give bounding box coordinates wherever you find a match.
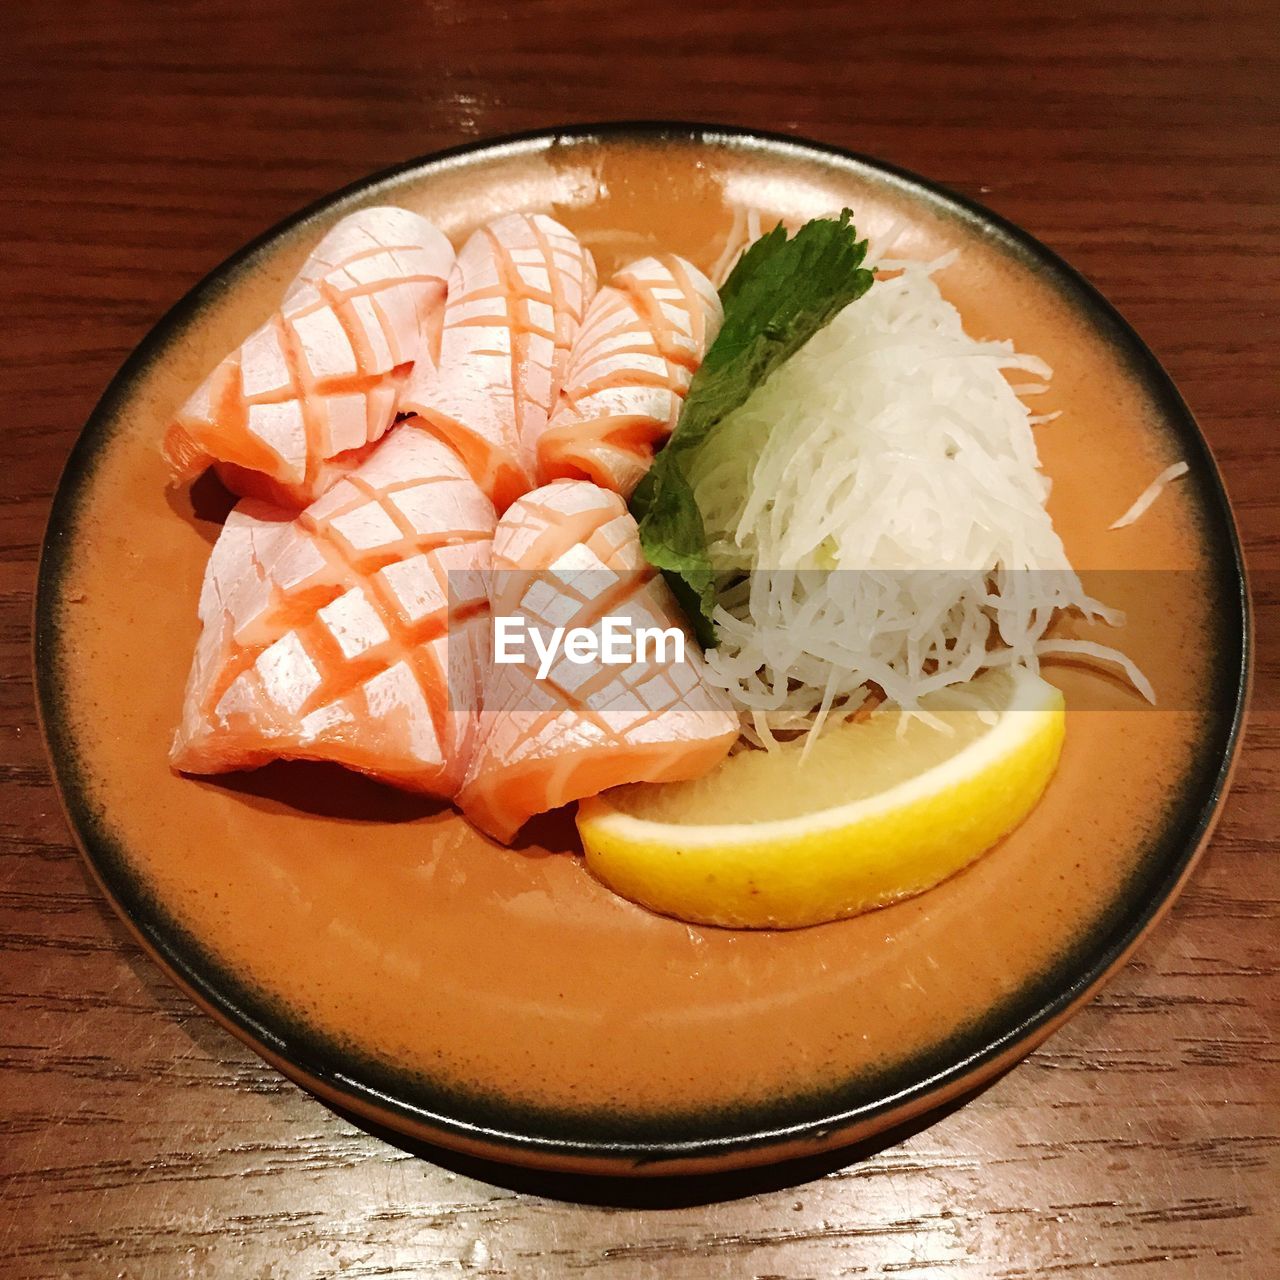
[35,125,1249,1175]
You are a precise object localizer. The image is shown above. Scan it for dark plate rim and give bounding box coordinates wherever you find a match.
[35,121,1251,1169]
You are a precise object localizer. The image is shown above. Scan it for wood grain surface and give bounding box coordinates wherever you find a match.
[2,1,1276,1275]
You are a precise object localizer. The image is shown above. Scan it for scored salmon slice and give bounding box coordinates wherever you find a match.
[536,255,722,497]
[172,420,495,797]
[402,213,597,513]
[457,480,739,843]
[165,207,455,509]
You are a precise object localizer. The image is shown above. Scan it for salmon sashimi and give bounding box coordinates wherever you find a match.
[536,255,722,497]
[457,481,739,843]
[165,207,455,509]
[402,214,597,513]
[172,420,495,796]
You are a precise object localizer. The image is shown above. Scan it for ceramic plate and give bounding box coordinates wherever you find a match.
[36,124,1249,1175]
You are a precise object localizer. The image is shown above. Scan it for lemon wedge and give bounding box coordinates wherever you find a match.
[577,666,1065,929]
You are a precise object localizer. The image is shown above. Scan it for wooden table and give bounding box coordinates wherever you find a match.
[2,1,1276,1275]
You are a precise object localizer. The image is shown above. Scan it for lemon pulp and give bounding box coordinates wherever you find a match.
[577,666,1065,929]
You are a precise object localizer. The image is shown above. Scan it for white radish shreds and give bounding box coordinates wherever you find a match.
[1109,460,1188,529]
[688,255,1142,737]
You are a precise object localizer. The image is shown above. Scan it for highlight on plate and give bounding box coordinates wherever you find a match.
[164,201,1187,929]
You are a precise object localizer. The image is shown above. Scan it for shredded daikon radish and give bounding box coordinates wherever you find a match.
[687,254,1150,737]
[1109,461,1188,529]
[1013,641,1155,704]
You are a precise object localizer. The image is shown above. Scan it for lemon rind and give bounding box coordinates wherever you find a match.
[580,666,1063,851]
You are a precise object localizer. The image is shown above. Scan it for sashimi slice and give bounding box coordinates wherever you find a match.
[172,420,495,797]
[536,255,722,496]
[457,481,738,843]
[165,207,455,509]
[402,213,597,512]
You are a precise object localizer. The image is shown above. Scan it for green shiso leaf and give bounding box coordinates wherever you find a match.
[630,210,874,646]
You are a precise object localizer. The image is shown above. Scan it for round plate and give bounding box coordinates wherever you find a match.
[36,124,1249,1175]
